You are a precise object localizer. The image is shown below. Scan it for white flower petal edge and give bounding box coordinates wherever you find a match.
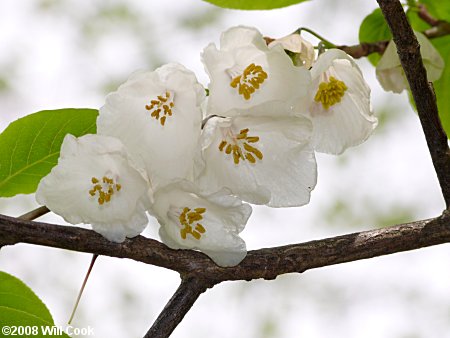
[36,134,151,243]
[376,31,445,93]
[150,180,251,267]
[97,63,205,189]
[202,25,311,117]
[268,33,315,68]
[197,114,317,207]
[307,49,377,155]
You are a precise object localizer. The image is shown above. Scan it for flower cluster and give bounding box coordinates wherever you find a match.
[36,26,377,267]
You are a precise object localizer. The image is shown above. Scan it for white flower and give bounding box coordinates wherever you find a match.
[376,31,444,93]
[150,181,251,267]
[268,33,315,68]
[202,26,311,116]
[197,113,317,207]
[307,49,377,155]
[36,134,151,243]
[97,63,205,189]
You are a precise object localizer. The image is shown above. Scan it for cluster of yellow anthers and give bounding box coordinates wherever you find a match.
[219,128,263,164]
[314,76,348,110]
[89,176,122,205]
[179,207,207,240]
[230,63,268,100]
[145,91,175,126]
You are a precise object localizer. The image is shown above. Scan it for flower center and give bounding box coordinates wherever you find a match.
[179,207,206,240]
[314,76,347,110]
[145,91,175,126]
[229,63,268,100]
[88,176,121,205]
[218,128,263,165]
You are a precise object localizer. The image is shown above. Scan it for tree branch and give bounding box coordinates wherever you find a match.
[144,277,213,338]
[338,41,389,59]
[1,212,450,282]
[376,0,450,208]
[337,4,450,59]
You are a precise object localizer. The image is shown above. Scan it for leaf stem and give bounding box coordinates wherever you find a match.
[295,27,336,48]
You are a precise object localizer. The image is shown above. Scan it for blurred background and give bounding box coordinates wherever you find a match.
[0,0,449,337]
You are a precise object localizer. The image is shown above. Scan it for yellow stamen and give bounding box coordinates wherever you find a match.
[195,223,206,233]
[218,127,263,165]
[230,63,268,100]
[219,141,227,151]
[246,136,259,143]
[178,207,207,240]
[145,91,175,125]
[243,143,263,160]
[225,144,232,154]
[314,76,347,110]
[245,153,256,163]
[89,176,121,205]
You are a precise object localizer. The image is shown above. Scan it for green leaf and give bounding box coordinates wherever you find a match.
[0,108,98,197]
[407,7,450,137]
[0,271,69,337]
[358,8,392,66]
[202,0,308,10]
[0,272,53,323]
[430,36,450,137]
[417,0,450,22]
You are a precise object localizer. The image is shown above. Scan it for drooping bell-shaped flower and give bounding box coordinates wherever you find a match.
[307,49,377,155]
[36,134,151,243]
[196,113,317,207]
[376,31,444,93]
[268,32,315,69]
[150,180,251,267]
[97,63,205,189]
[202,26,311,116]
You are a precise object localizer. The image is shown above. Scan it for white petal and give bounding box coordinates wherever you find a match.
[151,181,250,267]
[197,115,317,207]
[36,134,151,242]
[202,26,311,117]
[308,50,377,154]
[219,26,268,51]
[310,49,359,78]
[97,63,204,189]
[269,33,315,68]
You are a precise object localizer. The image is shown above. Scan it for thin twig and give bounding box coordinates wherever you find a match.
[376,0,450,208]
[144,277,213,338]
[417,4,439,26]
[337,41,390,59]
[68,254,98,324]
[18,206,50,221]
